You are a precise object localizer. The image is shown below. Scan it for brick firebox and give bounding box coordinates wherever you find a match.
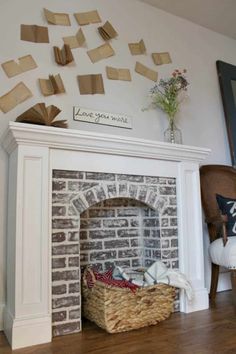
[51,170,179,336]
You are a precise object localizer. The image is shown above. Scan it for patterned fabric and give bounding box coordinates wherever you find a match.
[216,194,236,236]
[84,267,140,293]
[113,266,146,287]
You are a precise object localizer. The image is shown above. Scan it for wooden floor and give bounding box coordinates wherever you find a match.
[1,291,236,354]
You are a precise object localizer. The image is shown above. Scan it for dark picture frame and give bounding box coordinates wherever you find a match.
[216,60,236,166]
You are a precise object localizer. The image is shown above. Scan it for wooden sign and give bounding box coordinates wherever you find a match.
[73,107,132,129]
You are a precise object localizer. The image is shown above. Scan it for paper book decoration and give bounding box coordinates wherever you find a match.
[152,52,172,65]
[63,29,86,49]
[39,74,65,96]
[16,102,68,128]
[44,8,71,26]
[87,43,115,63]
[1,55,37,78]
[74,10,101,25]
[128,39,146,55]
[106,66,131,81]
[98,21,118,41]
[135,62,158,82]
[0,82,32,113]
[53,44,74,66]
[77,74,105,95]
[21,24,49,43]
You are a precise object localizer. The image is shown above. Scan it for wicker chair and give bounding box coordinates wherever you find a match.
[200,165,236,303]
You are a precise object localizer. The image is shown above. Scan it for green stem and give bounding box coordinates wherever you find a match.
[168,115,175,127]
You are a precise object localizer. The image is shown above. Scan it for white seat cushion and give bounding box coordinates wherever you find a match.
[209,236,236,269]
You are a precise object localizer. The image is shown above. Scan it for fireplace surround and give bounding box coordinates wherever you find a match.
[2,122,210,349]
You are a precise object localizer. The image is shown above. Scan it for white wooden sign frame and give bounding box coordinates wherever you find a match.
[73,107,132,129]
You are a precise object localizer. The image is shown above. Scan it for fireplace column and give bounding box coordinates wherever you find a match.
[2,143,51,349]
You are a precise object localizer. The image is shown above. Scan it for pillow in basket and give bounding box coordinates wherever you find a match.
[113,266,146,287]
[216,194,236,236]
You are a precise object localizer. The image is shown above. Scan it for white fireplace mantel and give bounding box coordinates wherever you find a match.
[2,122,211,349]
[3,122,210,162]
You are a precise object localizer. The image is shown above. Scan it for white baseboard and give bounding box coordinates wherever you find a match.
[180,287,209,313]
[3,307,51,350]
[0,303,4,330]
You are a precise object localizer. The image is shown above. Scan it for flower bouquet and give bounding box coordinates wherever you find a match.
[145,69,189,143]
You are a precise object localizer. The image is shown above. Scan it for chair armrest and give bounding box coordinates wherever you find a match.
[205,214,228,246]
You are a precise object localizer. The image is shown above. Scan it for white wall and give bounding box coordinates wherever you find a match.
[1,0,236,329]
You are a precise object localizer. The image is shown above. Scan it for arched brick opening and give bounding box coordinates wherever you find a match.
[71,182,168,214]
[69,183,169,272]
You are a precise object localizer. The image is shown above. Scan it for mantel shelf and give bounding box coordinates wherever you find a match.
[2,122,211,163]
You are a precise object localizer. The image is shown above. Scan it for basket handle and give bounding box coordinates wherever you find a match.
[83,267,96,288]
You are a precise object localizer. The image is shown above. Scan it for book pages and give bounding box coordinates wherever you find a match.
[128,39,146,55]
[2,55,37,78]
[152,52,172,65]
[87,43,115,63]
[44,8,71,26]
[106,66,131,81]
[19,55,37,72]
[98,21,118,41]
[74,10,101,25]
[21,24,49,43]
[77,74,105,95]
[63,29,86,49]
[54,45,74,66]
[0,82,33,113]
[16,102,67,128]
[39,74,65,96]
[2,61,21,77]
[135,62,158,82]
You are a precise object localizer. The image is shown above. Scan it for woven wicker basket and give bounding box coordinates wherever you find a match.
[82,269,175,333]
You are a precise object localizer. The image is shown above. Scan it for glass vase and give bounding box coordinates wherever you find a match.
[164,120,182,144]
